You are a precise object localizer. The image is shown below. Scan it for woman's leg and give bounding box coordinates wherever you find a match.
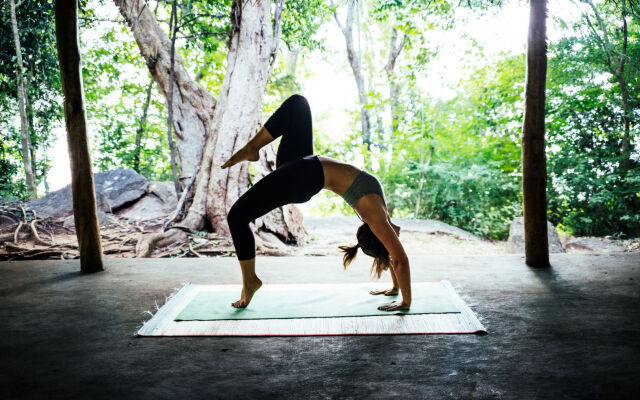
[227,158,324,307]
[263,94,313,168]
[232,258,263,308]
[221,94,313,170]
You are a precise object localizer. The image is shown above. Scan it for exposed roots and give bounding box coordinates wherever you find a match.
[1,203,295,260]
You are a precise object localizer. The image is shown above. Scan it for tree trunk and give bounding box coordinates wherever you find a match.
[617,5,631,173]
[195,0,280,234]
[26,62,38,184]
[166,0,181,195]
[286,45,301,77]
[114,0,214,186]
[384,26,405,138]
[133,79,154,173]
[415,106,437,218]
[9,0,37,198]
[521,0,550,268]
[332,0,372,162]
[116,0,304,247]
[55,0,104,272]
[618,73,632,172]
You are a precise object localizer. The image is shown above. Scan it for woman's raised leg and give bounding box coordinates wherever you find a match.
[221,126,274,169]
[221,94,313,170]
[263,94,313,168]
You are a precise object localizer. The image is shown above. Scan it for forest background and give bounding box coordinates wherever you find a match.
[1,0,638,243]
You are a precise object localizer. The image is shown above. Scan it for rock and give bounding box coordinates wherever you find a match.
[564,237,626,253]
[303,216,480,242]
[256,231,289,250]
[283,204,306,244]
[27,169,149,219]
[115,182,178,221]
[94,169,149,209]
[148,181,178,208]
[255,204,307,245]
[507,217,565,254]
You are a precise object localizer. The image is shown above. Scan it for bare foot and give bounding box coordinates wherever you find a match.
[370,288,399,296]
[221,146,260,169]
[232,278,263,308]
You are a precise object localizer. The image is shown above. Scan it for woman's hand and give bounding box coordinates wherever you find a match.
[369,288,399,296]
[377,300,410,311]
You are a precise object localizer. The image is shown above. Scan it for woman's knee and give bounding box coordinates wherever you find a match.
[285,94,309,109]
[227,204,245,232]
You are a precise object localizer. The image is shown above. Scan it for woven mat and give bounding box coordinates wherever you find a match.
[137,281,486,336]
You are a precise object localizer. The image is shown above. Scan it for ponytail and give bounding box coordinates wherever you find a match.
[338,243,359,269]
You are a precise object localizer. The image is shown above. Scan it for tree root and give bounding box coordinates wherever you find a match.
[163,165,199,232]
[13,222,23,243]
[188,242,203,258]
[1,203,296,260]
[135,228,187,257]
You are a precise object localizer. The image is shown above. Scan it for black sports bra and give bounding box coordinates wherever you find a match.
[342,170,386,207]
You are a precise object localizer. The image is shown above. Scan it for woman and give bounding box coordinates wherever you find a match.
[222,94,411,312]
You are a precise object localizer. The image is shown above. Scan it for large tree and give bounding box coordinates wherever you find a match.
[114,0,306,254]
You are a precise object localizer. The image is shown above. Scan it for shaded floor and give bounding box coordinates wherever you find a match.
[1,253,639,399]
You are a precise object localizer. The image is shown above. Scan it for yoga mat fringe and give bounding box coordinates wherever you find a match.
[133,282,189,336]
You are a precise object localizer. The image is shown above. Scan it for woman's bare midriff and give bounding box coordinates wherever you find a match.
[316,155,361,196]
[316,155,391,224]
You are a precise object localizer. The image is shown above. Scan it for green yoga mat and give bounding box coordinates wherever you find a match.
[174,282,461,321]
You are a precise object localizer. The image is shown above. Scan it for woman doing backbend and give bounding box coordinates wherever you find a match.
[221,94,411,312]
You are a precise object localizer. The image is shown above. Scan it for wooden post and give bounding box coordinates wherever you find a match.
[55,0,104,272]
[522,0,550,267]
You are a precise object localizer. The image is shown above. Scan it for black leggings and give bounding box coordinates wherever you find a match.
[227,94,324,261]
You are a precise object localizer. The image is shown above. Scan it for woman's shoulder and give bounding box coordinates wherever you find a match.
[353,193,388,222]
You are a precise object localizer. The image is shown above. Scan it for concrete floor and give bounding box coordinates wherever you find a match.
[0,253,639,399]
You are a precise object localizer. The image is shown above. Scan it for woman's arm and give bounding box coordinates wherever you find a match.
[363,208,411,310]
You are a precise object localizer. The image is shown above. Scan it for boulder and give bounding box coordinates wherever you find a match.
[507,217,564,254]
[303,216,480,241]
[148,181,178,207]
[255,204,306,245]
[564,237,626,253]
[115,181,178,221]
[27,168,149,219]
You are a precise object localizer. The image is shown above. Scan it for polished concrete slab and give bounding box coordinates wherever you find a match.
[0,253,639,399]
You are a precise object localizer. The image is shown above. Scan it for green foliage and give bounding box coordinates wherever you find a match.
[410,161,521,239]
[545,2,640,237]
[281,0,330,51]
[0,130,27,201]
[369,52,524,239]
[81,12,174,181]
[0,0,60,197]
